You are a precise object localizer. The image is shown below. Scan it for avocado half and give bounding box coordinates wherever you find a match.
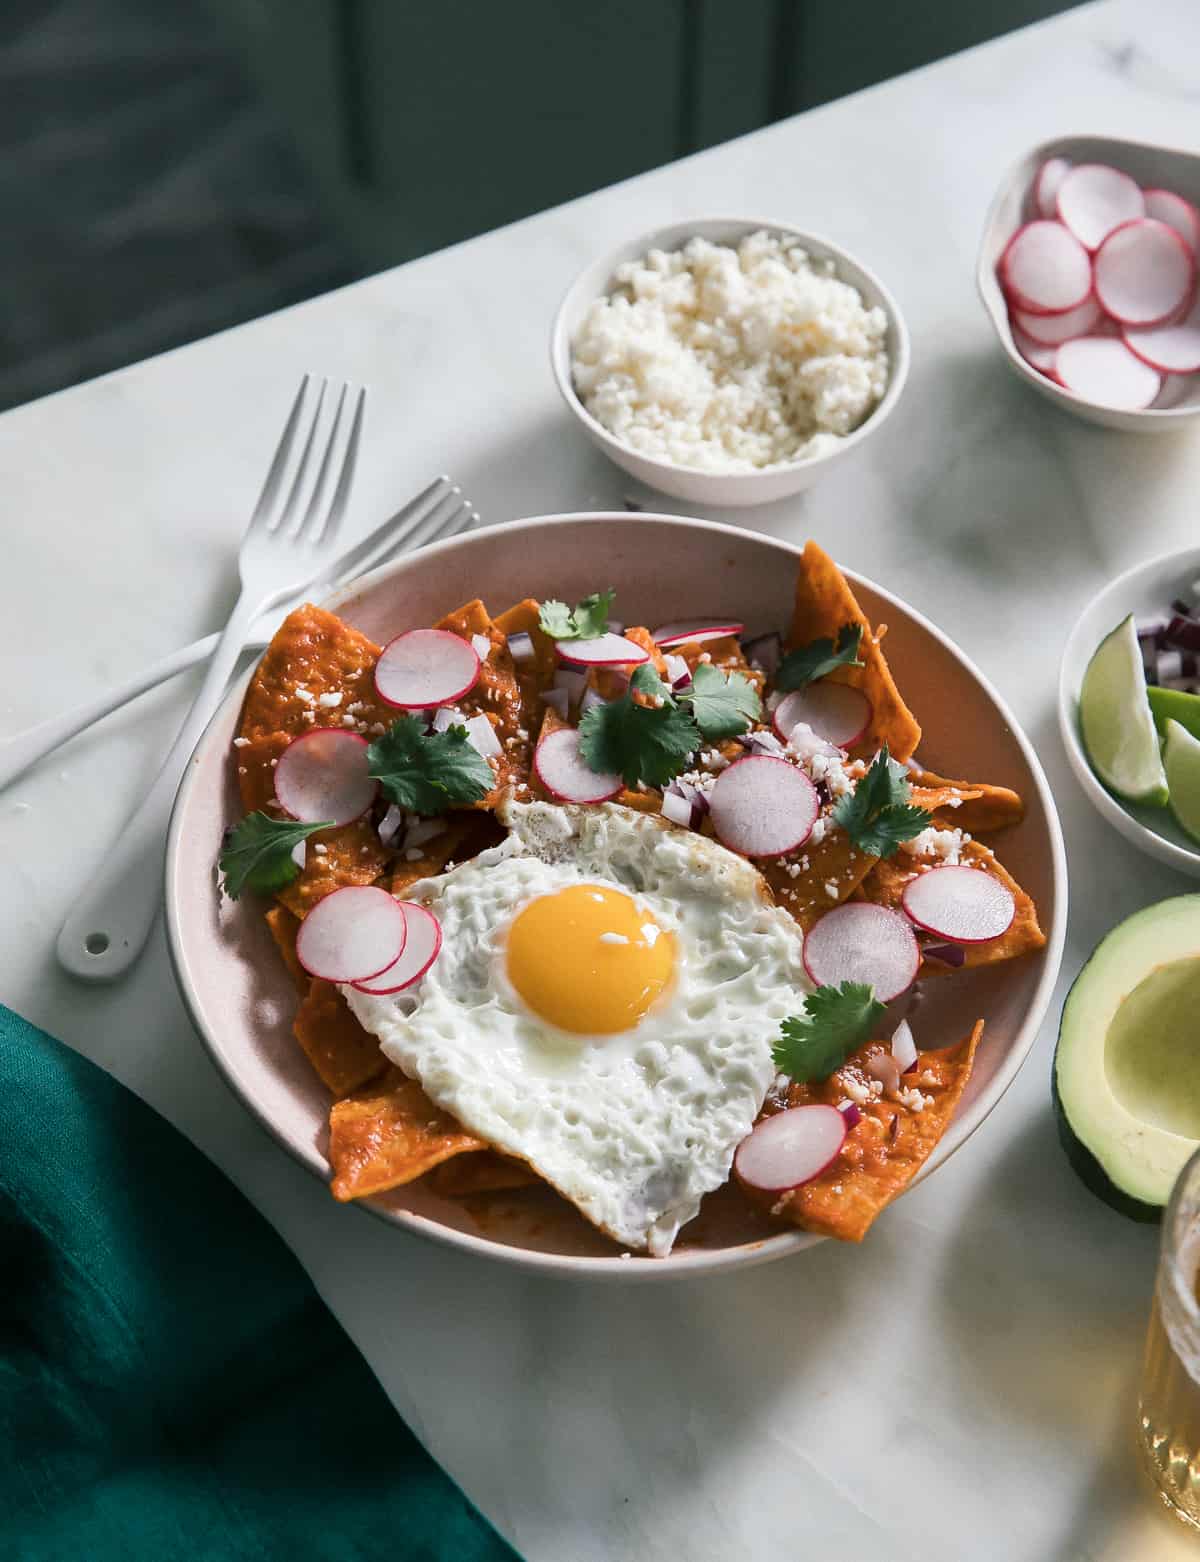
[1054,895,1200,1223]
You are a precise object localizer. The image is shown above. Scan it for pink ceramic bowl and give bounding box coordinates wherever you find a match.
[165,512,1067,1282]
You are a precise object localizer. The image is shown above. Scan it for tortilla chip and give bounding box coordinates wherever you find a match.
[329,1068,485,1201]
[761,825,878,932]
[860,840,1046,971]
[908,767,1025,833]
[435,598,531,803]
[588,625,667,701]
[788,541,921,762]
[390,811,504,896]
[293,979,387,1096]
[674,633,765,694]
[275,821,391,920]
[265,906,307,994]
[426,1152,540,1196]
[761,1022,984,1241]
[494,598,559,709]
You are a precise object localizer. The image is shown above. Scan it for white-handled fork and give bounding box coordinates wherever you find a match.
[57,374,367,982]
[0,475,477,792]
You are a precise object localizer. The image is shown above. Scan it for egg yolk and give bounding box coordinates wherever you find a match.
[506,884,676,1035]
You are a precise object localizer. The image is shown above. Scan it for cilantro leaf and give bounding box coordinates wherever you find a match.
[578,663,699,787]
[538,589,615,641]
[772,982,886,1082]
[832,744,931,858]
[677,663,762,740]
[776,623,864,692]
[367,714,494,813]
[218,812,332,900]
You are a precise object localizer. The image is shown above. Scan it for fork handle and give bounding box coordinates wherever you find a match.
[57,589,264,981]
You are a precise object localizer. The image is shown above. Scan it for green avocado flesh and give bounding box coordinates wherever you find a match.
[1054,896,1200,1221]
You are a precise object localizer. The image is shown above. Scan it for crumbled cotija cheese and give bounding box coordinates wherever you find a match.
[571,231,889,472]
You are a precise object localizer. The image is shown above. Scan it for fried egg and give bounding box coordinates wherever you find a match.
[344,800,810,1254]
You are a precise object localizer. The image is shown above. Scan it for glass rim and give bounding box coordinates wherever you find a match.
[1163,1142,1200,1329]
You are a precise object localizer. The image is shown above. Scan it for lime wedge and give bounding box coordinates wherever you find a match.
[1148,684,1200,743]
[1080,614,1169,806]
[1164,719,1200,842]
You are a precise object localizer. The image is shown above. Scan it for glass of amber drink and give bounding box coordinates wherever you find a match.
[1138,1146,1200,1529]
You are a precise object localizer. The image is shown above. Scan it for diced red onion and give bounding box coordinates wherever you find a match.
[663,653,691,689]
[1173,598,1194,618]
[840,1103,863,1130]
[1137,618,1169,647]
[865,1050,901,1094]
[465,713,502,759]
[891,1018,918,1072]
[1158,649,1185,682]
[922,942,966,968]
[470,633,492,661]
[579,686,608,717]
[553,667,587,700]
[661,790,694,828]
[403,815,446,848]
[506,631,535,662]
[607,619,625,636]
[431,706,464,733]
[378,803,406,847]
[1158,677,1200,694]
[741,631,781,677]
[740,729,785,757]
[290,839,307,870]
[542,688,569,719]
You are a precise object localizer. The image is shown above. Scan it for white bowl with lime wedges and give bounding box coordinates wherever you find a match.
[1061,546,1200,876]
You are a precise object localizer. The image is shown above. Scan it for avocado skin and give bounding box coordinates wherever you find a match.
[1050,1060,1162,1225]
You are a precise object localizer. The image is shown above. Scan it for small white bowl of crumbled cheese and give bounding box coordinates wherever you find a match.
[551,218,909,508]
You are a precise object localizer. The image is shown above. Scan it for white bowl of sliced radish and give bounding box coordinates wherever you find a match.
[166,511,1066,1281]
[551,218,910,507]
[978,135,1200,429]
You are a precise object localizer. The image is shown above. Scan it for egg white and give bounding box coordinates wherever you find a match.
[344,800,810,1254]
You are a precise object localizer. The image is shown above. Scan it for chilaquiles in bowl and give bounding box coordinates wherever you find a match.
[220,543,1045,1256]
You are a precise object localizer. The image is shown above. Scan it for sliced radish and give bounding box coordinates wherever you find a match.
[708,756,819,858]
[891,1018,918,1072]
[773,682,871,749]
[801,902,920,1001]
[652,619,746,647]
[295,885,407,984]
[1124,290,1200,372]
[999,221,1091,314]
[1034,156,1071,219]
[1056,163,1144,250]
[1011,326,1058,373]
[1093,219,1195,326]
[274,729,377,825]
[375,629,480,710]
[555,633,649,666]
[901,864,1016,944]
[663,653,692,689]
[352,901,443,994]
[1055,336,1161,409]
[1012,293,1101,344]
[533,726,622,803]
[734,1105,846,1192]
[1143,188,1200,254]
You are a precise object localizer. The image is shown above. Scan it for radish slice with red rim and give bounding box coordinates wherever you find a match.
[375,629,481,710]
[1124,291,1200,373]
[1011,294,1101,345]
[891,1018,918,1072]
[1011,326,1058,374]
[274,729,377,825]
[1056,163,1144,250]
[554,633,650,666]
[708,755,819,858]
[1093,219,1195,326]
[901,865,1015,944]
[533,726,623,803]
[1034,156,1071,219]
[1054,336,1161,409]
[773,682,871,748]
[802,902,920,1001]
[734,1105,847,1193]
[352,901,443,994]
[1143,188,1200,255]
[999,221,1091,315]
[295,885,408,983]
[651,619,745,647]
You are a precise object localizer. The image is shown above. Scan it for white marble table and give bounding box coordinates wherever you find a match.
[4,1,1200,1555]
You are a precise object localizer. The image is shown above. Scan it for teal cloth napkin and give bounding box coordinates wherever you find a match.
[0,1004,518,1562]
